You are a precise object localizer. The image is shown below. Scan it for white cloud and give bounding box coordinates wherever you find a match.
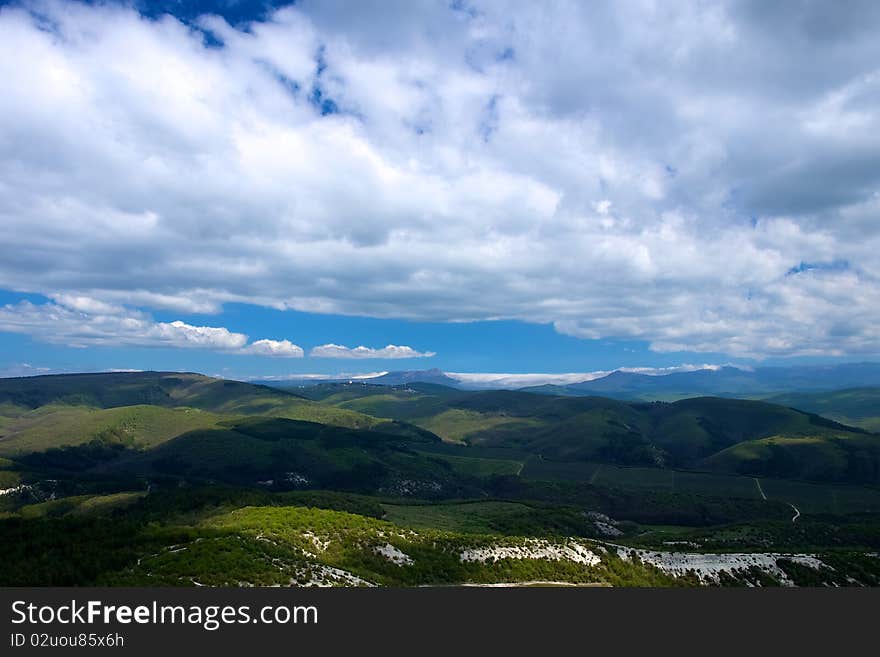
[243,338,304,358]
[617,364,724,375]
[0,300,248,350]
[447,364,726,388]
[447,372,608,387]
[245,372,387,381]
[155,320,247,350]
[0,1,879,358]
[310,344,436,359]
[0,363,55,378]
[350,371,389,379]
[0,300,303,357]
[50,293,127,316]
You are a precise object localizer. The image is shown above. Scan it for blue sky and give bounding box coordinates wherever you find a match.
[0,289,858,380]
[0,288,734,377]
[132,1,294,23]
[1,1,879,380]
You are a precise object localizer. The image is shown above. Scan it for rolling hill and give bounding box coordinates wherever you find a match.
[97,416,478,497]
[309,382,880,483]
[2,372,879,487]
[0,404,226,457]
[0,371,412,433]
[3,371,880,588]
[761,388,880,433]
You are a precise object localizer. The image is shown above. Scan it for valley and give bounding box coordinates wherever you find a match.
[1,371,879,587]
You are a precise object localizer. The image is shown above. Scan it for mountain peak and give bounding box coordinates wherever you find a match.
[371,368,458,386]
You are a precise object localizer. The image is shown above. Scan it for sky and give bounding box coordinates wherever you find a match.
[1,0,879,381]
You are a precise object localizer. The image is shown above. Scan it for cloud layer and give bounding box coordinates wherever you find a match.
[1,1,879,358]
[447,365,723,388]
[310,344,436,359]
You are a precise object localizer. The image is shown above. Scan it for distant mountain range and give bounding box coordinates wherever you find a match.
[260,363,880,399]
[523,363,880,399]
[256,368,459,389]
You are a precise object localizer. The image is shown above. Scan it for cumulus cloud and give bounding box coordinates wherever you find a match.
[243,339,304,358]
[49,293,127,316]
[0,298,301,357]
[310,344,436,359]
[0,1,879,358]
[0,300,248,350]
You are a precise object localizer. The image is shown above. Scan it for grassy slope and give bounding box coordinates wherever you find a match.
[521,457,880,514]
[3,376,880,588]
[415,408,539,443]
[18,492,146,519]
[0,374,441,468]
[0,372,384,432]
[703,431,880,482]
[97,417,478,498]
[2,373,878,489]
[105,505,680,587]
[648,397,876,478]
[382,501,538,532]
[316,385,880,483]
[4,493,879,586]
[762,388,880,432]
[412,450,523,476]
[381,500,602,536]
[0,404,227,456]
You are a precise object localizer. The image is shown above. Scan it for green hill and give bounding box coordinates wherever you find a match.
[17,414,478,499]
[0,371,382,431]
[0,404,226,457]
[0,371,246,409]
[762,388,880,432]
[314,385,880,483]
[4,372,880,588]
[3,373,878,485]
